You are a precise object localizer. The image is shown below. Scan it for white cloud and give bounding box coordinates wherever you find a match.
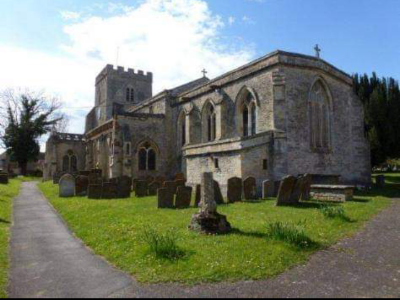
[228,16,236,25]
[0,0,254,148]
[60,10,81,21]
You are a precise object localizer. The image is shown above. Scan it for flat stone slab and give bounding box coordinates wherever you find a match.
[310,185,355,202]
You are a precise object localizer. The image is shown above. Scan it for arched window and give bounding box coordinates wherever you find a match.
[309,80,332,150]
[206,104,216,142]
[62,150,78,173]
[138,142,157,171]
[242,105,249,137]
[237,88,257,137]
[177,111,186,147]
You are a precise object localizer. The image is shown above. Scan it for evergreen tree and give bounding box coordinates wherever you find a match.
[353,73,400,168]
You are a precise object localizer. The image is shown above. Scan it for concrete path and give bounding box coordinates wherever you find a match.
[8,182,141,298]
[8,182,400,298]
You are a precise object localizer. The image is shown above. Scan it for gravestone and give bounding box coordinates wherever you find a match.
[214,181,224,204]
[59,174,75,198]
[227,177,242,203]
[290,175,304,203]
[146,176,155,185]
[102,182,118,199]
[175,179,186,188]
[195,184,201,207]
[276,175,297,206]
[175,173,185,181]
[79,171,90,177]
[163,181,178,195]
[262,180,274,199]
[243,177,257,200]
[148,181,162,196]
[157,188,174,208]
[89,172,102,185]
[75,175,89,196]
[132,178,139,191]
[189,173,231,234]
[53,173,61,185]
[302,174,313,200]
[88,184,102,199]
[155,176,166,184]
[0,173,9,185]
[175,186,193,209]
[117,176,132,198]
[135,180,148,197]
[375,175,385,188]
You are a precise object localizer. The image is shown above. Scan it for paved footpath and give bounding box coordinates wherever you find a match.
[8,182,400,298]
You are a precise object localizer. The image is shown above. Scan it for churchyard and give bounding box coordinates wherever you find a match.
[36,173,397,284]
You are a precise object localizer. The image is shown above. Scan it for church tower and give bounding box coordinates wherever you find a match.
[94,65,153,124]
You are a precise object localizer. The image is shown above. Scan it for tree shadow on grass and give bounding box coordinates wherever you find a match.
[0,218,10,224]
[229,228,269,239]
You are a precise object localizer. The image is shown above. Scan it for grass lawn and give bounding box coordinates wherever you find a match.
[0,180,21,298]
[38,176,398,285]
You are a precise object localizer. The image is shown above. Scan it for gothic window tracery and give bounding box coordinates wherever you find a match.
[238,89,257,137]
[205,103,216,142]
[309,80,332,151]
[62,150,78,173]
[138,142,157,171]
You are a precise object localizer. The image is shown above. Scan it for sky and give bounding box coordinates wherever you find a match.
[0,0,399,150]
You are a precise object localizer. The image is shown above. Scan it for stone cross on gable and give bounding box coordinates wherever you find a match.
[202,69,208,78]
[314,44,321,59]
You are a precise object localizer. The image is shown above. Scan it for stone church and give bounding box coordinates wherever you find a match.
[43,50,371,195]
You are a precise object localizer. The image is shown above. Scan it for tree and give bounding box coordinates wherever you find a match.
[353,73,400,168]
[0,89,67,175]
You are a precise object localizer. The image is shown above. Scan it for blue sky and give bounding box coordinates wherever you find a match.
[0,0,399,146]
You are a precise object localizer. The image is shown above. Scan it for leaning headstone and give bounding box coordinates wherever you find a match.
[302,174,313,201]
[189,173,232,234]
[117,176,132,198]
[195,184,201,207]
[135,180,148,198]
[243,177,257,200]
[157,188,174,209]
[276,175,297,206]
[148,181,162,196]
[102,182,118,199]
[163,181,178,195]
[290,175,304,203]
[273,181,281,197]
[175,186,193,209]
[375,175,385,188]
[75,175,89,196]
[88,184,102,199]
[0,173,9,185]
[214,180,224,204]
[59,174,75,198]
[262,180,274,199]
[227,177,242,203]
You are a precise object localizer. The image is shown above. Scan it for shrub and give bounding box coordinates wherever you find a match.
[319,205,351,221]
[140,228,184,260]
[266,221,316,249]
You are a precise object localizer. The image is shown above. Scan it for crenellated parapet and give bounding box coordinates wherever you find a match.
[96,64,153,85]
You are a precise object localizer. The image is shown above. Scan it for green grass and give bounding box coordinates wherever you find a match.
[38,178,397,285]
[266,221,317,249]
[0,180,21,298]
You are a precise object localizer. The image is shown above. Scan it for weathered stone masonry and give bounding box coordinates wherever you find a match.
[44,50,371,196]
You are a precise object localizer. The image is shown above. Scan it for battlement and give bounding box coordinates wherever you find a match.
[52,132,85,142]
[96,64,153,85]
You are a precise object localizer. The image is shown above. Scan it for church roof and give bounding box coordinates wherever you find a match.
[178,50,353,100]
